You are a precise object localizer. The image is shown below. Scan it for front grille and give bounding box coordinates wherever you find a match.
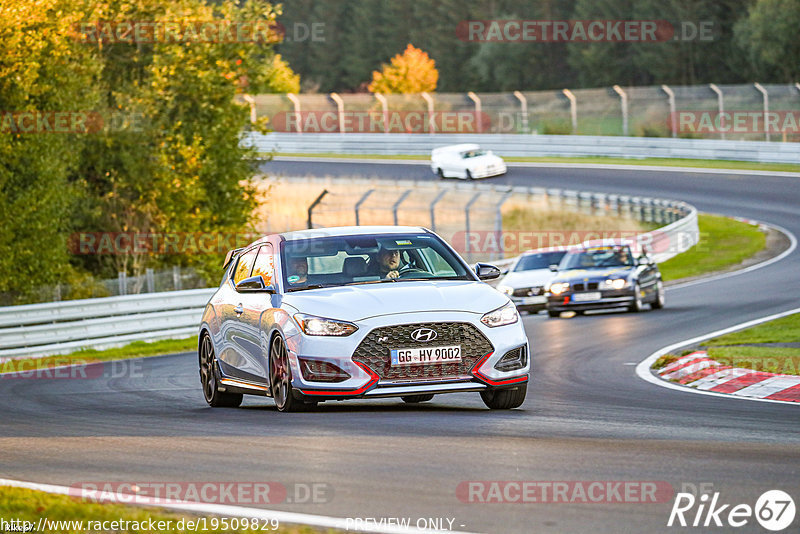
[573,283,585,291]
[588,282,599,290]
[512,286,544,297]
[352,322,494,381]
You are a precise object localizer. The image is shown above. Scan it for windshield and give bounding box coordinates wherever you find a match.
[560,245,634,270]
[280,233,472,290]
[513,251,567,272]
[461,149,487,158]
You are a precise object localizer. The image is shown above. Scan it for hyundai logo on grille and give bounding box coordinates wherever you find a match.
[410,328,438,342]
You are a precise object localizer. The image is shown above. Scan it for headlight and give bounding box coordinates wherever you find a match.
[293,314,358,336]
[548,282,569,295]
[481,301,519,328]
[603,279,628,290]
[496,285,513,296]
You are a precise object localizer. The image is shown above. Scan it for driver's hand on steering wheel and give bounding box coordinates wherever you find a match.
[384,270,399,279]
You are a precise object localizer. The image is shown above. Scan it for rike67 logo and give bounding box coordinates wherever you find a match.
[668,489,795,531]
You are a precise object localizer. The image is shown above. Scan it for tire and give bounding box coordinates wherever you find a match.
[401,394,434,403]
[628,283,644,313]
[480,383,527,410]
[269,334,306,412]
[651,280,665,309]
[437,168,445,179]
[199,334,243,408]
[547,310,561,318]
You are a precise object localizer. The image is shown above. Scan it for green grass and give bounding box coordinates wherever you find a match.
[707,313,800,345]
[267,152,800,173]
[0,486,328,534]
[658,214,766,281]
[0,337,197,375]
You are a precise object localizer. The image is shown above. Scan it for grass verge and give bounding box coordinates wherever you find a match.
[267,153,800,174]
[0,486,326,534]
[0,337,197,375]
[653,313,800,376]
[657,214,766,281]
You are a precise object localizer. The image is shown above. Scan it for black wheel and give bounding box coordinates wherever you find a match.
[651,280,665,309]
[547,310,561,318]
[480,383,527,409]
[270,335,301,412]
[401,394,434,403]
[628,283,644,313]
[465,169,473,180]
[199,334,243,408]
[437,168,445,179]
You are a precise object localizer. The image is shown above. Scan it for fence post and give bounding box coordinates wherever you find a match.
[464,192,482,262]
[374,93,389,133]
[392,189,413,225]
[118,272,127,296]
[513,91,528,133]
[173,265,182,291]
[146,268,155,293]
[429,189,447,232]
[709,84,725,140]
[562,89,578,133]
[754,82,770,142]
[354,189,375,226]
[661,84,676,138]
[420,92,435,134]
[330,92,345,133]
[467,91,482,133]
[494,190,513,260]
[286,93,302,133]
[307,189,329,229]
[612,85,629,136]
[242,94,257,124]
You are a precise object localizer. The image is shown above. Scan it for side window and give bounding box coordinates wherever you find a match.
[233,248,258,285]
[251,245,275,287]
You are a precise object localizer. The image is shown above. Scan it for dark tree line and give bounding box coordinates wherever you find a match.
[275,0,799,92]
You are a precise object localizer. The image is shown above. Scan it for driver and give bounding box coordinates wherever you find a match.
[614,247,631,266]
[287,256,308,284]
[369,247,401,279]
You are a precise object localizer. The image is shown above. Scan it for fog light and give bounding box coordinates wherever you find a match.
[298,358,351,383]
[494,346,527,372]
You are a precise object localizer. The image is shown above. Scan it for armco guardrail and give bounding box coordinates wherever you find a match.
[0,180,698,360]
[0,288,214,361]
[245,132,800,164]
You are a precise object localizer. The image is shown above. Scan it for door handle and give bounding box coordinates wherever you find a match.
[234,304,244,316]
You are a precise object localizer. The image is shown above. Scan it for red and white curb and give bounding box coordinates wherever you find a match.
[636,307,800,406]
[655,351,800,403]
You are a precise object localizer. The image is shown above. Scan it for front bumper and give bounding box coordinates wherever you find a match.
[547,289,634,311]
[470,164,507,179]
[284,311,529,399]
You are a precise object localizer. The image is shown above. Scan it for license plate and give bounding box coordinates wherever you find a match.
[572,292,601,302]
[521,296,546,305]
[390,345,462,366]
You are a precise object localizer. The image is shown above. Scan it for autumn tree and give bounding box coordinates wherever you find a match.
[368,44,438,93]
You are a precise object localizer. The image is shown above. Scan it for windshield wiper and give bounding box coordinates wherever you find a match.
[286,284,328,292]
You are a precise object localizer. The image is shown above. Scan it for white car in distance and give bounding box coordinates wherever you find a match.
[431,144,507,179]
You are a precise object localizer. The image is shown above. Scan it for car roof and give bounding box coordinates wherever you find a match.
[521,245,578,254]
[576,238,637,250]
[279,225,429,241]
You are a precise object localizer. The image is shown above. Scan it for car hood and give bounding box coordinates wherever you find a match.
[552,266,634,283]
[498,269,555,288]
[465,154,503,168]
[282,280,507,321]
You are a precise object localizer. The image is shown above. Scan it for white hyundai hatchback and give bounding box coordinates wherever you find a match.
[198,226,530,412]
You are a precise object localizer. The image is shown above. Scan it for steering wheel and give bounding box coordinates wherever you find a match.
[397,266,428,278]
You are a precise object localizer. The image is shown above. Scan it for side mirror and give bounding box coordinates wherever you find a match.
[474,262,501,280]
[549,264,559,272]
[235,275,275,293]
[637,256,652,266]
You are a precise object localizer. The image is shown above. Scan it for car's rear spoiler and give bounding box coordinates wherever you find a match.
[223,247,244,270]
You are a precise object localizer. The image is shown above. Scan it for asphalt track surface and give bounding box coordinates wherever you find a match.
[1,160,799,533]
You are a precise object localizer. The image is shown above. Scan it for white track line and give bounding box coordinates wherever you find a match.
[635,307,800,406]
[0,478,480,534]
[271,156,800,178]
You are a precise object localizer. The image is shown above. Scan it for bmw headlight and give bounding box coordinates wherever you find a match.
[294,314,358,336]
[481,301,519,328]
[547,282,569,295]
[603,278,628,290]
[496,285,513,296]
